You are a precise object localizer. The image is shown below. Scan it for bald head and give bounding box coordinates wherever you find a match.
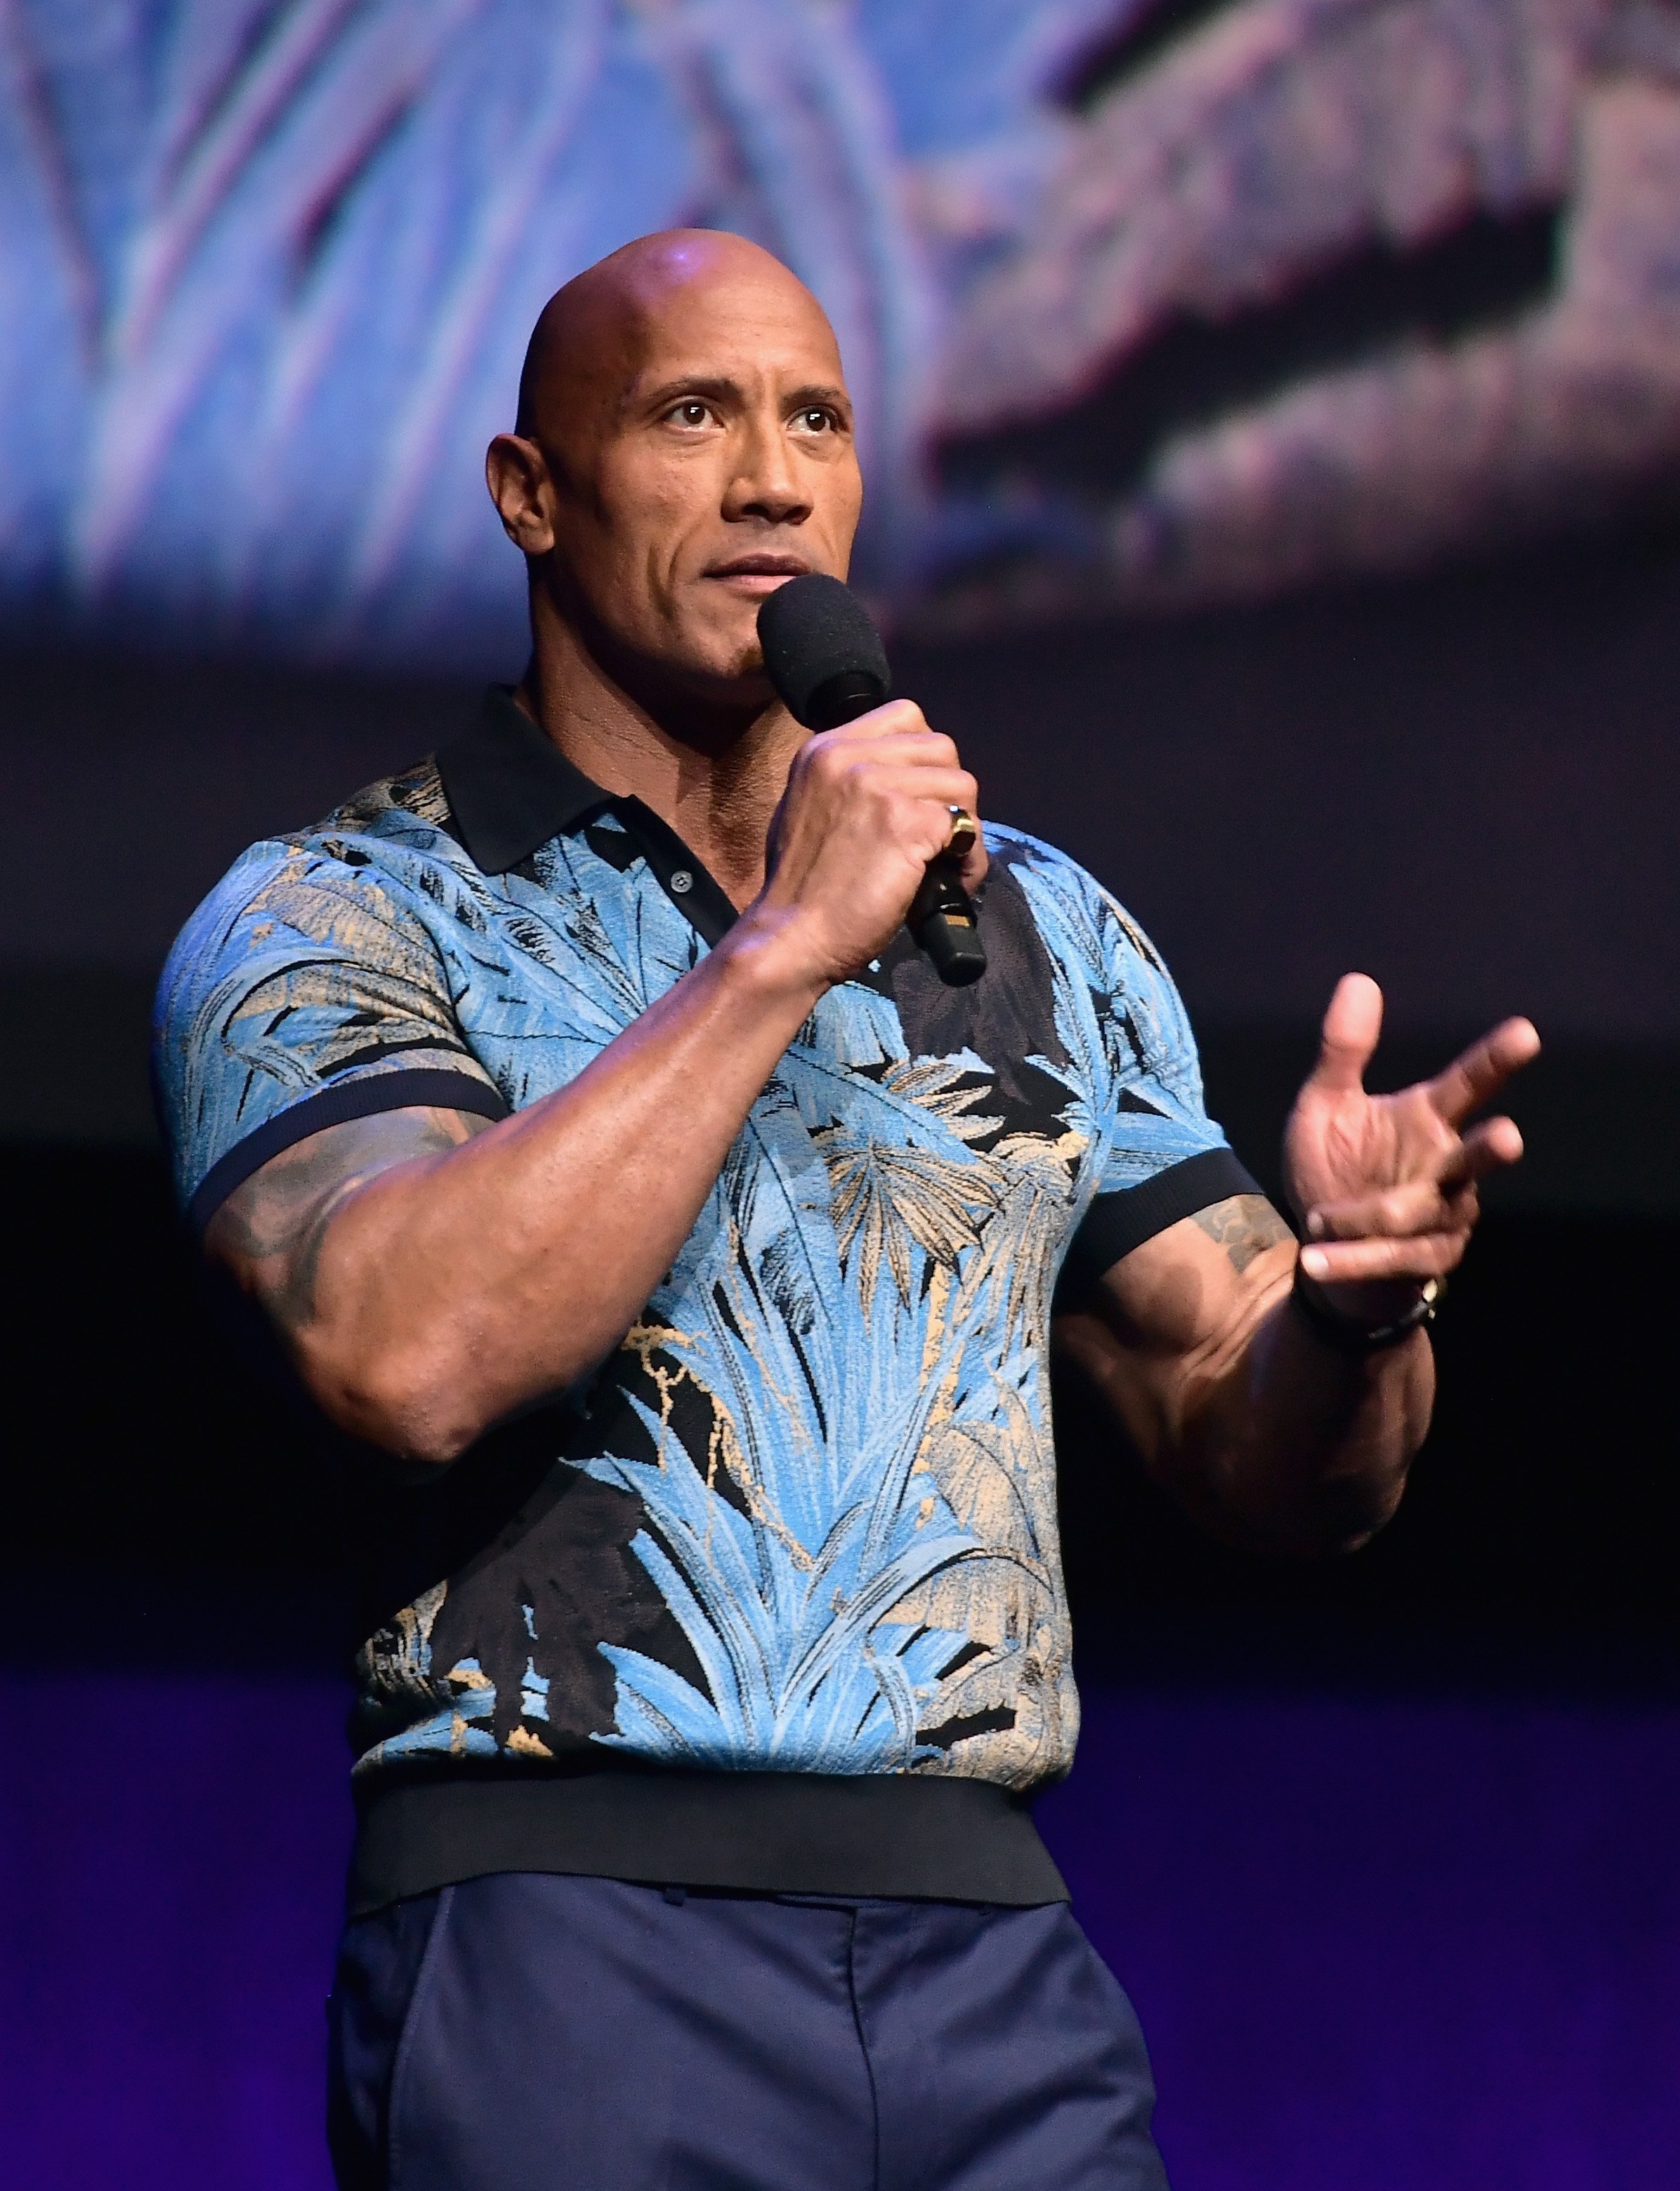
[515,230,839,451]
[485,227,863,711]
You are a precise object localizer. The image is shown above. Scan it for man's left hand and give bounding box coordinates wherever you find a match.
[1285,973,1541,1309]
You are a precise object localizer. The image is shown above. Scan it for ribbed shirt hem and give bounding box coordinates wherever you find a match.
[348,1770,1070,1916]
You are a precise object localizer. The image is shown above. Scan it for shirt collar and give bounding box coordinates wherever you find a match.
[435,685,740,949]
[435,685,611,874]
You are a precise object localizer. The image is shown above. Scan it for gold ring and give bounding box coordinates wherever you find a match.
[947,805,978,856]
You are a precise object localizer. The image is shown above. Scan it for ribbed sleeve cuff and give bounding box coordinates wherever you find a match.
[1057,1146,1265,1302]
[187,1067,510,1235]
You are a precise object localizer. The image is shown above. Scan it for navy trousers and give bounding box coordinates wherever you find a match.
[328,1873,1172,2190]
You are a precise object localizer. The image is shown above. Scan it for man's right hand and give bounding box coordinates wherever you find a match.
[209,706,985,1466]
[747,700,987,989]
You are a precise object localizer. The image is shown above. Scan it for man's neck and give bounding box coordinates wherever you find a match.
[516,615,805,911]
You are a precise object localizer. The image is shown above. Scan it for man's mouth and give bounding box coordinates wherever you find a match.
[703,553,813,594]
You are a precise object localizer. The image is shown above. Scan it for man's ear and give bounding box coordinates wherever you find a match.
[485,433,556,555]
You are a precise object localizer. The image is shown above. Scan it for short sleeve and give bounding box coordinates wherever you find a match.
[153,838,508,1232]
[999,838,1262,1300]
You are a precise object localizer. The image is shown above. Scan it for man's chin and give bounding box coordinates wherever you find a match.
[565,588,785,721]
[664,602,785,702]
[629,631,779,722]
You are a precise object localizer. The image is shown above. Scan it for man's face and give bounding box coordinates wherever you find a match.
[518,256,863,701]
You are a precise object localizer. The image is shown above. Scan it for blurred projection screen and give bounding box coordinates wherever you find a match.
[2,0,1678,669]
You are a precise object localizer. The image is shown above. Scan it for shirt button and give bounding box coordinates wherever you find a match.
[669,869,694,894]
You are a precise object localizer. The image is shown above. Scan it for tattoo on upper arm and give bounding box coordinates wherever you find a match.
[1191,1194,1293,1277]
[206,1105,492,1336]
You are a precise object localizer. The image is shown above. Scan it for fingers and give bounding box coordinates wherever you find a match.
[826,697,938,744]
[954,823,989,896]
[776,712,986,899]
[799,713,972,805]
[797,712,981,862]
[761,697,992,982]
[1305,973,1384,1098]
[819,704,983,850]
[834,761,981,850]
[1304,1116,1523,1242]
[1440,1112,1524,1185]
[1297,1113,1526,1284]
[1307,1176,1479,1244]
[1426,1015,1541,1126]
[1299,1229,1469,1285]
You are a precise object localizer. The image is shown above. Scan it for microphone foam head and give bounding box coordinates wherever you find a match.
[756,574,891,730]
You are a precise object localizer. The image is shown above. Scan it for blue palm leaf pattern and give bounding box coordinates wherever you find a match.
[159,782,1231,1794]
[572,958,1087,1781]
[1006,835,1224,1195]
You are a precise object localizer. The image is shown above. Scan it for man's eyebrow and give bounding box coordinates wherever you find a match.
[632,374,744,416]
[630,374,852,418]
[785,382,851,416]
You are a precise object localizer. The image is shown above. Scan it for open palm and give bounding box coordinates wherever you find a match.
[1284,974,1540,1297]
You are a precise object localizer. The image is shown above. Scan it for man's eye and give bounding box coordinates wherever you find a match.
[670,401,711,427]
[796,408,832,432]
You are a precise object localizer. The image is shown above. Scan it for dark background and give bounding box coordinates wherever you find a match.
[7,494,1677,2191]
[7,529,1676,1695]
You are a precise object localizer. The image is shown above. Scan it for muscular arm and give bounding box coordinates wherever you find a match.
[1053,1195,1433,1556]
[206,935,826,1463]
[204,699,984,1466]
[1053,985,1537,1555]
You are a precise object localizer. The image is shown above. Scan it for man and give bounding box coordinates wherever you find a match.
[155,230,1537,2190]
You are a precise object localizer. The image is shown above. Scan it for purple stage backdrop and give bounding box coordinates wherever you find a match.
[4,1671,1676,2190]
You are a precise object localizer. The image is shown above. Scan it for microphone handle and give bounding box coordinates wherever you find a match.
[907,855,988,988]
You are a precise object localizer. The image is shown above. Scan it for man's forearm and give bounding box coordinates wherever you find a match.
[1190,1282,1436,1555]
[1060,1202,1436,1559]
[213,697,988,1464]
[260,912,827,1461]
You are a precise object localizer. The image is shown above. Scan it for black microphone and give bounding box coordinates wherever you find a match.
[756,574,987,988]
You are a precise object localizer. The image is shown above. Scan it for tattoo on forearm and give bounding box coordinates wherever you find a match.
[208,1105,490,1336]
[1192,1194,1293,1276]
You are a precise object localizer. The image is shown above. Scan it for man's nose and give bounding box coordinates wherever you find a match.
[723,420,812,525]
